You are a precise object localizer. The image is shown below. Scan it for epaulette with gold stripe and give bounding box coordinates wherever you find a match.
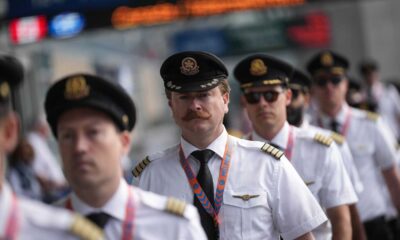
[165,198,186,217]
[70,215,104,240]
[132,156,151,178]
[313,133,333,146]
[261,143,284,160]
[330,132,345,145]
[365,111,379,122]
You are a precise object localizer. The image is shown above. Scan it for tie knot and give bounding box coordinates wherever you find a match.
[85,212,111,229]
[191,149,214,164]
[330,119,340,133]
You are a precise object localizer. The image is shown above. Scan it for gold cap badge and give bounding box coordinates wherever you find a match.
[250,59,267,76]
[64,76,90,100]
[180,57,199,76]
[122,115,129,126]
[321,52,333,66]
[0,82,10,99]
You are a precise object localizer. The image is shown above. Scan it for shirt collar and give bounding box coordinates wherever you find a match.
[252,122,290,150]
[70,179,128,221]
[181,128,228,159]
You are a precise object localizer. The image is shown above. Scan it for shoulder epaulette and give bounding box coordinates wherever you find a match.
[70,215,104,240]
[313,133,333,146]
[365,111,379,122]
[330,132,345,145]
[165,198,186,217]
[132,156,151,178]
[261,143,284,160]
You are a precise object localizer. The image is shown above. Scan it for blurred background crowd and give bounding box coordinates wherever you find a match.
[1,0,399,203]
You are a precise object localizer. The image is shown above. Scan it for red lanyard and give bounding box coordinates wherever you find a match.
[3,192,19,240]
[285,126,295,160]
[65,187,135,240]
[317,109,352,137]
[179,137,233,225]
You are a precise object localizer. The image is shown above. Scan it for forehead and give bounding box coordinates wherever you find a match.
[244,84,283,93]
[57,107,114,128]
[314,72,345,79]
[171,86,220,96]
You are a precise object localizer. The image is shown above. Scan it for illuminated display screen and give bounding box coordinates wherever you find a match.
[111,0,305,29]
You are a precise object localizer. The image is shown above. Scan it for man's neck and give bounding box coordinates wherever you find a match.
[320,103,343,118]
[182,125,224,149]
[254,120,285,142]
[73,177,120,208]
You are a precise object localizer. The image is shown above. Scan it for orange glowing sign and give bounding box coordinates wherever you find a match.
[112,0,305,29]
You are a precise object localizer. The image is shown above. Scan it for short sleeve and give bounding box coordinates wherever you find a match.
[373,118,398,170]
[319,143,358,208]
[272,156,328,240]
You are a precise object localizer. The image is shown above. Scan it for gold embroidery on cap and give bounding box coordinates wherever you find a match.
[250,59,267,76]
[321,52,333,66]
[180,57,199,76]
[0,82,10,99]
[64,76,90,100]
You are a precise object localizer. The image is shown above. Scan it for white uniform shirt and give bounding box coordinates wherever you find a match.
[59,180,206,240]
[135,129,327,240]
[310,104,398,221]
[300,120,364,194]
[366,82,400,139]
[251,122,358,240]
[0,183,101,240]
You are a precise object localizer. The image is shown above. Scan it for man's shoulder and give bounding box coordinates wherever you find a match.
[351,107,380,122]
[234,136,284,161]
[134,186,197,221]
[19,197,103,239]
[132,144,179,178]
[296,128,333,147]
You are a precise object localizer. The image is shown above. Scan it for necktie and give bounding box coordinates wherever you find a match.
[85,212,111,229]
[191,149,218,240]
[330,119,340,133]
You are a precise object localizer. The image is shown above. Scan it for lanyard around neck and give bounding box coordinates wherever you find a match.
[179,136,233,225]
[3,192,19,240]
[285,126,295,160]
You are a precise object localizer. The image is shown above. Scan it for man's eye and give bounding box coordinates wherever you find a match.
[179,95,189,100]
[59,132,73,141]
[198,93,209,98]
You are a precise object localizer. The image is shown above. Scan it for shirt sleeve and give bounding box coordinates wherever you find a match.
[339,141,364,194]
[373,117,398,170]
[272,156,328,240]
[319,143,358,208]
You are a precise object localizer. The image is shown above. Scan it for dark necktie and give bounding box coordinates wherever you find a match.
[191,149,218,240]
[330,119,340,133]
[85,212,111,229]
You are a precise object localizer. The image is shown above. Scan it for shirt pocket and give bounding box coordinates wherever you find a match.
[220,189,269,239]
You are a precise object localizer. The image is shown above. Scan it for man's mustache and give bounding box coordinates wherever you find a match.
[182,109,211,121]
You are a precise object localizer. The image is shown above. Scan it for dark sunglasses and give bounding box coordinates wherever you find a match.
[244,90,283,104]
[314,75,343,87]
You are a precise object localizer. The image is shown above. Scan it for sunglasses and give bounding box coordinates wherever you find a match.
[244,90,283,104]
[314,75,343,87]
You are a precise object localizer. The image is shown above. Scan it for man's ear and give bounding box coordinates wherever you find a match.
[223,92,230,114]
[285,88,293,106]
[2,113,20,154]
[120,130,132,155]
